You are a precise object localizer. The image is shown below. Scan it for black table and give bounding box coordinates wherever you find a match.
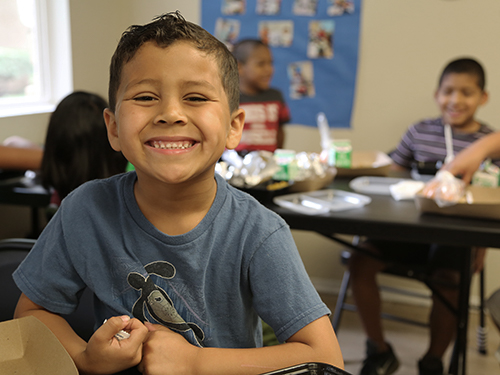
[2,172,499,374]
[0,173,51,237]
[266,177,500,375]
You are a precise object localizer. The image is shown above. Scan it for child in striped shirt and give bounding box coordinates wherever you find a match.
[349,57,494,375]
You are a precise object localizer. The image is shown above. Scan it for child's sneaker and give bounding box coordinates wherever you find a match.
[418,356,443,375]
[495,345,500,364]
[360,339,399,375]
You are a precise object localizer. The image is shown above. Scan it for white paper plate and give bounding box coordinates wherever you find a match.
[349,176,412,195]
[273,189,371,215]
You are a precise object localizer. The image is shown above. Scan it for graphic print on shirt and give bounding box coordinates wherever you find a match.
[127,260,205,346]
[240,102,279,147]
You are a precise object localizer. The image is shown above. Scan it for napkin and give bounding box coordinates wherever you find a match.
[390,180,425,201]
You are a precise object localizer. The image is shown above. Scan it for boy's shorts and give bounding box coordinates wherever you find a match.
[366,239,469,272]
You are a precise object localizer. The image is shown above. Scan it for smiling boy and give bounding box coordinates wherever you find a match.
[13,12,343,375]
[391,58,492,171]
[349,58,496,375]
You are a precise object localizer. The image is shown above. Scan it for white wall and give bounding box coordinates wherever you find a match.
[1,0,499,299]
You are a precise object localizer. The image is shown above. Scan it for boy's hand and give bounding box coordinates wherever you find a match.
[138,323,201,375]
[442,146,485,184]
[77,315,148,374]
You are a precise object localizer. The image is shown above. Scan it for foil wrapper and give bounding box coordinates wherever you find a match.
[216,150,330,188]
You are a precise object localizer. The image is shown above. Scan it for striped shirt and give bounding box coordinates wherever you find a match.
[391,117,498,168]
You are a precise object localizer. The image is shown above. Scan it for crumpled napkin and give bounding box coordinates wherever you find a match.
[390,180,425,201]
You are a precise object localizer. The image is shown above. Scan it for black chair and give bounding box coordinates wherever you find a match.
[332,236,488,355]
[0,238,96,341]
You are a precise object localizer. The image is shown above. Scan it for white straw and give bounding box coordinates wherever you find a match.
[444,124,454,164]
[317,112,332,151]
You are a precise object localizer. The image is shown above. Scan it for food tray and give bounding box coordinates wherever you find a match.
[273,189,371,215]
[349,176,412,196]
[259,362,351,375]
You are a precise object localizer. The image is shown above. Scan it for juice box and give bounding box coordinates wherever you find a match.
[273,149,298,181]
[328,140,352,168]
[472,159,500,187]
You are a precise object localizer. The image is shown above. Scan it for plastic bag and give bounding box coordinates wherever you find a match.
[421,170,466,207]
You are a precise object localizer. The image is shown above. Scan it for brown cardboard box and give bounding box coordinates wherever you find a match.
[0,316,78,374]
[336,151,392,177]
[288,168,337,193]
[415,186,500,221]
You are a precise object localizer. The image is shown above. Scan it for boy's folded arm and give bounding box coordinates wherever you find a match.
[14,293,148,375]
[14,293,88,359]
[141,315,343,375]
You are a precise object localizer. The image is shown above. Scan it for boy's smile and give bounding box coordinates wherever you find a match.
[434,72,488,133]
[104,41,244,189]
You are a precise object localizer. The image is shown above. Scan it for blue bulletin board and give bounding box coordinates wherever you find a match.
[201,0,362,128]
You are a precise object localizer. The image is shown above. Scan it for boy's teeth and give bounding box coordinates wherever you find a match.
[152,141,193,149]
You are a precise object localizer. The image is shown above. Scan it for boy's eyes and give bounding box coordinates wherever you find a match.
[185,96,209,102]
[133,96,157,102]
[441,89,476,96]
[130,94,210,103]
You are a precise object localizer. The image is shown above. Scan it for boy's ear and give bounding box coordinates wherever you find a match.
[103,108,122,152]
[480,90,489,106]
[225,108,245,150]
[237,61,244,75]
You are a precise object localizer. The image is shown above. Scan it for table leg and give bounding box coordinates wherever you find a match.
[29,206,40,238]
[449,248,472,375]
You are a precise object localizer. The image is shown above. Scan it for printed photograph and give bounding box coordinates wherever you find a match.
[256,0,282,15]
[221,0,246,15]
[292,0,318,16]
[307,20,334,59]
[288,61,315,99]
[258,20,293,47]
[214,18,241,51]
[327,0,355,16]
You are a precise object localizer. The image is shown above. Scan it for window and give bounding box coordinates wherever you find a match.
[0,0,72,118]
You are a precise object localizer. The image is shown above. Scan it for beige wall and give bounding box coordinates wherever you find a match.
[0,0,499,299]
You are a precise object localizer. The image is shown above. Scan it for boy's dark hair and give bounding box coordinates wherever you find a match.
[439,57,486,91]
[41,91,128,200]
[232,39,268,64]
[108,11,239,113]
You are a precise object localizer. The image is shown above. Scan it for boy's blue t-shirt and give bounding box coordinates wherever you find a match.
[13,172,329,347]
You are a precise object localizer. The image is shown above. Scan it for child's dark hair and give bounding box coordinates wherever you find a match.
[439,58,486,91]
[232,39,268,64]
[108,11,239,113]
[41,91,128,199]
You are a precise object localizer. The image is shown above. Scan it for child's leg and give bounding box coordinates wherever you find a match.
[419,245,467,374]
[349,243,388,351]
[426,268,460,359]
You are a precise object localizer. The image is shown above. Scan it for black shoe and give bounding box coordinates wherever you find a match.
[418,356,443,375]
[360,340,400,375]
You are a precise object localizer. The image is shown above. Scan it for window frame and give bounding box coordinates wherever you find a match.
[0,0,73,119]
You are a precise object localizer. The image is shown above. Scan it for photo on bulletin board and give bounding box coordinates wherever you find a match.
[202,0,362,128]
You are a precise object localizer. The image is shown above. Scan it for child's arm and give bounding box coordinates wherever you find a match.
[139,315,343,375]
[443,131,500,184]
[390,162,408,172]
[276,125,285,149]
[15,293,148,375]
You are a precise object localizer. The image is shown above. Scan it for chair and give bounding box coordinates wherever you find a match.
[0,238,96,341]
[331,236,488,355]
